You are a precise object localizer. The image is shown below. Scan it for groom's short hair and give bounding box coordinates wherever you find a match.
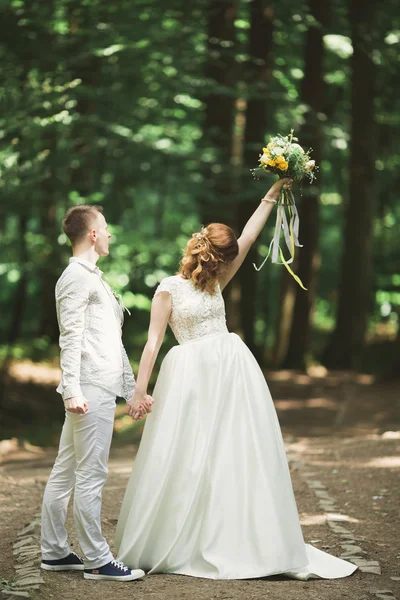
[62,205,104,245]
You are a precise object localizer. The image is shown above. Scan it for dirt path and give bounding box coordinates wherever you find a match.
[1,375,399,600]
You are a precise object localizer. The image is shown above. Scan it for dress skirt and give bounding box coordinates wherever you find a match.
[115,332,357,580]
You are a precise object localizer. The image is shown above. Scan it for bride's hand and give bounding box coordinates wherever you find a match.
[128,392,154,420]
[263,177,293,203]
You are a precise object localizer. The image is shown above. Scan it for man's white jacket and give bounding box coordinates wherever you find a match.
[55,257,135,402]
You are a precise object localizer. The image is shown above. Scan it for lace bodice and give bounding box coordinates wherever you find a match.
[154,275,228,344]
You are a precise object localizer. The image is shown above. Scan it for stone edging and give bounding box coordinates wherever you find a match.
[288,454,398,600]
[2,514,44,599]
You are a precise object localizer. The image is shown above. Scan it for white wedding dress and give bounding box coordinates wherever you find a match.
[115,275,357,580]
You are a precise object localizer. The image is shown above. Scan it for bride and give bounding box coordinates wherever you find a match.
[115,177,357,581]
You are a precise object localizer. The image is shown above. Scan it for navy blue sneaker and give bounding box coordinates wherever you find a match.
[84,559,145,581]
[41,551,84,571]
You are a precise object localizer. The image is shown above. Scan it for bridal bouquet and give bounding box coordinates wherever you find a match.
[252,130,317,290]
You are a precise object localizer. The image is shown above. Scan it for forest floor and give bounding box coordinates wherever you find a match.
[0,364,399,600]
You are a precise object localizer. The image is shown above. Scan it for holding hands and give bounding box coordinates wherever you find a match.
[128,391,154,421]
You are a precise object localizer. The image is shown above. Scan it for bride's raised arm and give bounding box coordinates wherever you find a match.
[127,292,172,420]
[219,177,292,291]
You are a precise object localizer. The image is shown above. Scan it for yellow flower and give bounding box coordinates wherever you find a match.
[275,155,285,164]
[278,160,288,171]
[267,159,276,167]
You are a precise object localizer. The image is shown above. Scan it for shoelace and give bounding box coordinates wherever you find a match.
[110,559,129,572]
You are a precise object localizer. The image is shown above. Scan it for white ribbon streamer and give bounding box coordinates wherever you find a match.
[253,196,302,271]
[271,206,283,263]
[291,201,302,248]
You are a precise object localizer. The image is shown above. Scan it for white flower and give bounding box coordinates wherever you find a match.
[272,146,285,156]
[305,159,315,170]
[291,143,305,153]
[260,153,269,164]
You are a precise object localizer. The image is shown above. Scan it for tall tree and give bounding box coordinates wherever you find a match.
[38,173,61,342]
[283,0,329,369]
[7,216,28,345]
[67,1,101,199]
[238,0,274,356]
[36,4,64,342]
[201,0,238,328]
[201,0,237,226]
[324,0,377,368]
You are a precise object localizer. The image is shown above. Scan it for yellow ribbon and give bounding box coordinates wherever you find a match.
[253,199,307,291]
[279,205,307,290]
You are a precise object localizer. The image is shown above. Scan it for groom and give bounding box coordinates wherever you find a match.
[41,205,151,581]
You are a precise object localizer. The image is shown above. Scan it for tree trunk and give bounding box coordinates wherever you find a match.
[273,267,298,366]
[68,5,100,199]
[38,175,61,342]
[324,0,376,369]
[201,0,238,326]
[239,0,274,358]
[7,216,29,345]
[283,0,329,369]
[386,320,400,379]
[201,0,237,227]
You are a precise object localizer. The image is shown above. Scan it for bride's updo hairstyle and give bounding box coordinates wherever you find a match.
[178,223,239,294]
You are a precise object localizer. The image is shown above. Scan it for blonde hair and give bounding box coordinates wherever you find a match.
[178,223,239,294]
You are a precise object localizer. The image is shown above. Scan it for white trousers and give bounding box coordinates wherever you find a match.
[41,384,116,569]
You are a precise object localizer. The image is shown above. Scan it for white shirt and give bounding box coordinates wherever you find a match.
[55,257,135,401]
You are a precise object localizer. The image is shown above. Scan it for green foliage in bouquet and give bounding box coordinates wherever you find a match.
[251,130,317,205]
[251,129,319,289]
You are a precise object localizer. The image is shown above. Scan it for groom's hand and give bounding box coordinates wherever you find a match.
[64,396,88,414]
[128,392,154,420]
[129,399,153,421]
